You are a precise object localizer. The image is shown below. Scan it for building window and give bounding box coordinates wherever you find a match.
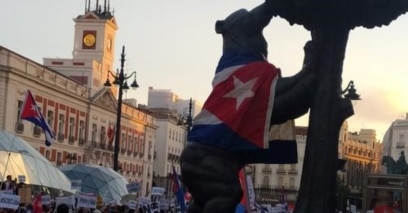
[121,133,126,151]
[69,117,75,141]
[278,177,284,187]
[79,121,85,144]
[289,177,295,188]
[58,114,65,140]
[140,138,145,154]
[91,124,97,143]
[128,136,133,152]
[47,111,54,128]
[134,137,139,153]
[17,100,23,122]
[57,152,62,165]
[45,150,50,160]
[399,134,405,142]
[100,126,106,144]
[262,176,269,186]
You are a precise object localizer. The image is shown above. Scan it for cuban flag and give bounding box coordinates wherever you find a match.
[172,166,187,212]
[20,90,55,146]
[188,61,278,150]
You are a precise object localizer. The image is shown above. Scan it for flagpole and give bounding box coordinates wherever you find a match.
[0,132,18,191]
[241,167,251,213]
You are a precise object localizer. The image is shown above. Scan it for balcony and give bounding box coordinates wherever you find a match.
[396,142,405,149]
[68,136,75,144]
[57,133,65,142]
[15,122,24,133]
[78,138,85,146]
[99,142,105,149]
[262,167,272,173]
[139,152,144,158]
[33,126,42,137]
[288,169,298,175]
[276,168,286,174]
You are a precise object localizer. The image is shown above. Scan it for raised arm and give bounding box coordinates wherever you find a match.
[270,40,319,125]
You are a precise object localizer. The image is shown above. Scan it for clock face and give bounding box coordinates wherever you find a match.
[83,34,96,47]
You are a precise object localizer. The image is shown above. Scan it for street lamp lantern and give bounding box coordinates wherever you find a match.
[341,80,361,101]
[103,45,139,171]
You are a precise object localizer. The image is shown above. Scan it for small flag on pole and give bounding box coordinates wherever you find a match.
[172,165,187,212]
[20,90,55,146]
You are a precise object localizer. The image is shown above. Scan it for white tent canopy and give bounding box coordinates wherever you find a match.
[0,130,72,192]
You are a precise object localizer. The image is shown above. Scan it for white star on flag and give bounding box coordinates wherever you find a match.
[223,75,257,110]
[31,104,41,121]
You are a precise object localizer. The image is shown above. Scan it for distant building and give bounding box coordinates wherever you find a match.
[251,126,307,206]
[339,123,382,194]
[251,121,381,206]
[147,87,202,118]
[382,113,408,159]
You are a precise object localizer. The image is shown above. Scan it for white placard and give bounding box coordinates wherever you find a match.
[246,174,255,209]
[151,187,165,196]
[18,175,25,183]
[0,193,20,210]
[139,197,150,205]
[0,190,14,195]
[42,194,51,205]
[126,182,141,193]
[350,204,356,213]
[56,196,75,208]
[71,180,82,190]
[150,201,160,213]
[127,200,138,210]
[76,194,97,209]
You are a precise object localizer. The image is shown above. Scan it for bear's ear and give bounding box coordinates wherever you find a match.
[215,20,224,34]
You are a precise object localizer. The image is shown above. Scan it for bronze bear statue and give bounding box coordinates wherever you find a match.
[180,1,319,212]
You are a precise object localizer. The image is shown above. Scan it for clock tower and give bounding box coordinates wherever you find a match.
[72,0,117,75]
[43,0,118,96]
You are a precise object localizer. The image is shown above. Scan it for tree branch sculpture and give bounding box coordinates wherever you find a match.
[265,0,408,212]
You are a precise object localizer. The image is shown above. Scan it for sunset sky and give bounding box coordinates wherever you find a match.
[2,0,408,140]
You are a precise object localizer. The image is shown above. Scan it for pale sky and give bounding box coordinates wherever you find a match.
[2,0,408,140]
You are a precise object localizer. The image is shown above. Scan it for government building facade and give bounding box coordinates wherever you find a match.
[0,3,156,197]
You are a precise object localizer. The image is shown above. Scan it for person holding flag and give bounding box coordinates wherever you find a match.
[19,90,55,146]
[172,166,187,213]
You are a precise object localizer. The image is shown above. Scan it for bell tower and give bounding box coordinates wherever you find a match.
[72,0,117,74]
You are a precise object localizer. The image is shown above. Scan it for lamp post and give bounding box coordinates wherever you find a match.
[104,45,139,171]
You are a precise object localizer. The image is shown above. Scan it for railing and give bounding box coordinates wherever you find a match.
[396,142,405,148]
[276,168,286,174]
[262,167,272,173]
[288,169,298,175]
[15,122,24,133]
[33,126,42,137]
[79,138,85,146]
[68,136,75,144]
[57,133,65,142]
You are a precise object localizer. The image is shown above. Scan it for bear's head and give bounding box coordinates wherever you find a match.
[215,8,272,60]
